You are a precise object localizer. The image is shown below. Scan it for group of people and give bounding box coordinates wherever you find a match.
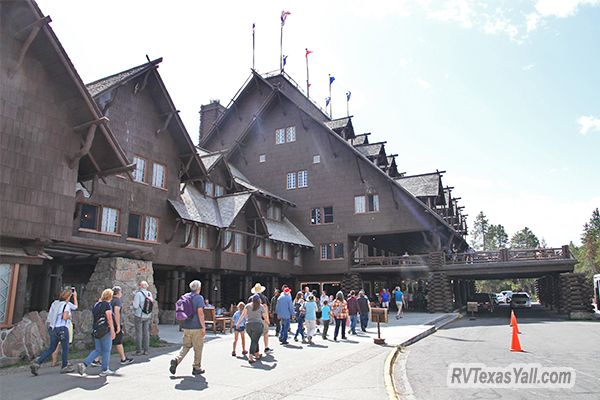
[31,281,155,377]
[378,287,408,319]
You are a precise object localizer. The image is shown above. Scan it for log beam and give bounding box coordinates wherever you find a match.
[11,16,51,77]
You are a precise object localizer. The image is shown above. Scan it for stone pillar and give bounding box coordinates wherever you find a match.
[558,272,594,319]
[82,257,159,339]
[427,272,453,313]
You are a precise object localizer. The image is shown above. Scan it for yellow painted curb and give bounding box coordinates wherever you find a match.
[384,346,402,400]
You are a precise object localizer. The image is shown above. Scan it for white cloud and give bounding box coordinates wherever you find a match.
[416,78,431,90]
[526,13,541,32]
[483,17,519,40]
[522,64,535,71]
[399,57,409,68]
[424,0,474,28]
[534,0,600,18]
[577,115,600,135]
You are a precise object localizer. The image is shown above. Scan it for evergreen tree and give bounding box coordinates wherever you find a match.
[580,208,600,276]
[510,227,540,249]
[471,211,489,250]
[486,224,509,250]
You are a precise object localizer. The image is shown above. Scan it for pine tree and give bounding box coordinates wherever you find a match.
[471,211,489,250]
[510,227,540,249]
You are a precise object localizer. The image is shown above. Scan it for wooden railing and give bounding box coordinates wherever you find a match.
[352,255,428,268]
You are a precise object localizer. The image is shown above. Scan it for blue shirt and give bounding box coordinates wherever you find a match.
[321,305,331,321]
[395,290,404,302]
[303,301,317,321]
[275,293,294,319]
[232,310,246,327]
[182,293,205,329]
[382,292,390,302]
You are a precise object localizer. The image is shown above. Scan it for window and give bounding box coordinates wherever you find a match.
[205,182,214,196]
[267,205,281,221]
[132,156,147,183]
[256,239,265,257]
[186,226,207,249]
[313,155,320,164]
[355,194,379,213]
[259,154,266,163]
[234,233,244,253]
[286,126,296,142]
[79,204,119,234]
[0,264,19,327]
[293,251,302,266]
[286,172,296,190]
[265,240,272,258]
[100,207,119,233]
[298,170,308,188]
[214,185,224,197]
[80,204,98,230]
[275,128,285,144]
[152,163,166,189]
[311,206,333,225]
[311,208,321,225]
[127,213,159,242]
[283,245,289,260]
[225,231,244,253]
[320,243,344,260]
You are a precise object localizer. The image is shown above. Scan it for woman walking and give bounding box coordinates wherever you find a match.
[331,291,348,342]
[77,288,116,376]
[30,288,78,375]
[293,292,306,342]
[302,295,318,344]
[236,294,269,363]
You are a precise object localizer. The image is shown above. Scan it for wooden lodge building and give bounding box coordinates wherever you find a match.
[0,0,469,329]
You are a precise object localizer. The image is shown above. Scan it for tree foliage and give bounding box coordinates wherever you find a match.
[574,208,600,278]
[486,224,509,250]
[510,227,540,249]
[471,211,489,250]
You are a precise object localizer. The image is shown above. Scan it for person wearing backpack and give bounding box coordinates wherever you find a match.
[30,288,78,375]
[133,280,153,356]
[169,280,206,376]
[76,288,116,377]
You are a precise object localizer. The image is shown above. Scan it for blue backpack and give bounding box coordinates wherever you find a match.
[176,293,195,321]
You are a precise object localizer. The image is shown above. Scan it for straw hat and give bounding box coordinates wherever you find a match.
[251,283,266,294]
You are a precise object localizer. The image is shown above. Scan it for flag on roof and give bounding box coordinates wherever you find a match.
[252,23,255,34]
[305,48,313,58]
[283,55,288,67]
[346,91,351,101]
[329,75,335,86]
[325,97,331,106]
[281,11,291,26]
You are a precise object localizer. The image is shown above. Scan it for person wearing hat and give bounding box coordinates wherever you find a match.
[275,286,294,345]
[248,283,272,352]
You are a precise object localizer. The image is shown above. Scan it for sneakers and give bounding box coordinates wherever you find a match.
[169,359,177,375]
[142,351,148,355]
[231,351,236,357]
[120,358,134,365]
[76,362,86,376]
[242,350,248,355]
[60,364,75,374]
[30,362,40,376]
[99,369,115,377]
[90,360,101,367]
[135,351,142,356]
[264,347,272,353]
[191,368,205,375]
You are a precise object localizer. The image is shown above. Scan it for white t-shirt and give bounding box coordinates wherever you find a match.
[52,301,76,328]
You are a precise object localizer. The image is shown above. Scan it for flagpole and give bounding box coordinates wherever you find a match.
[252,24,256,70]
[347,96,349,117]
[280,24,283,72]
[306,49,310,98]
[328,75,332,118]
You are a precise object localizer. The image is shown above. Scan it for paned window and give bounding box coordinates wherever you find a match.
[311,208,321,225]
[100,207,119,233]
[152,163,166,189]
[320,243,344,260]
[275,128,286,144]
[355,194,379,213]
[144,216,158,241]
[214,185,224,197]
[186,226,207,249]
[313,155,320,164]
[80,204,99,230]
[133,156,147,183]
[259,154,266,163]
[127,213,158,242]
[205,182,214,196]
[286,126,296,142]
[287,172,296,190]
[298,170,308,188]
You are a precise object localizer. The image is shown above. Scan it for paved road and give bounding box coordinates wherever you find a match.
[396,305,600,400]
[0,312,452,400]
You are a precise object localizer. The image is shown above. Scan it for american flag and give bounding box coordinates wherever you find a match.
[281,11,291,26]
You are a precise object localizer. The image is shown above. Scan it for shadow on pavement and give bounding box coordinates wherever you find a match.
[282,343,303,350]
[171,375,208,391]
[435,335,485,343]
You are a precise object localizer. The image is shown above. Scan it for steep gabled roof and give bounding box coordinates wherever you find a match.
[227,163,295,207]
[354,142,386,158]
[324,116,355,138]
[216,192,252,228]
[396,173,442,198]
[169,185,222,227]
[351,133,370,145]
[86,58,162,97]
[15,0,131,179]
[199,151,225,172]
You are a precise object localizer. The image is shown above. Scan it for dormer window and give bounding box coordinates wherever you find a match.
[205,182,214,196]
[214,184,224,197]
[267,204,282,221]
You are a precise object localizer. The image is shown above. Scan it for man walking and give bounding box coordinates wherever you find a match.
[357,290,371,332]
[133,281,153,355]
[170,280,206,375]
[276,286,294,345]
[394,286,405,319]
[270,289,281,337]
[347,290,359,335]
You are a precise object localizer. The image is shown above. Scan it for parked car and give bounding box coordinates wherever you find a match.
[468,293,495,312]
[495,293,506,304]
[501,290,513,303]
[510,292,531,308]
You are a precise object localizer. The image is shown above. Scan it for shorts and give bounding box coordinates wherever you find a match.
[382,301,389,307]
[112,330,124,345]
[234,326,245,333]
[316,311,322,319]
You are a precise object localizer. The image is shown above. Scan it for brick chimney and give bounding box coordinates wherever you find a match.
[199,100,226,143]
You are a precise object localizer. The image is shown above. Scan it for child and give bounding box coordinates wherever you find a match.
[232,302,247,357]
[321,300,331,340]
[302,295,318,344]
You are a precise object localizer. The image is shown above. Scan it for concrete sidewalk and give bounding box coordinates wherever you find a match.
[0,312,454,400]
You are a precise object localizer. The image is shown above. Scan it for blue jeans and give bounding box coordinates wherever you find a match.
[334,318,347,340]
[84,333,113,372]
[294,315,305,339]
[279,318,290,343]
[360,313,369,330]
[37,326,69,368]
[349,314,358,333]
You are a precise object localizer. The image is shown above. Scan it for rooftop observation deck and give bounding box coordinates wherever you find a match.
[351,246,577,279]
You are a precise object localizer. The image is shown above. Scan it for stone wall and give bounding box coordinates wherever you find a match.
[81,257,160,338]
[0,312,49,367]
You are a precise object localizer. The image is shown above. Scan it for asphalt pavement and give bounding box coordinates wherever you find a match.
[396,304,600,400]
[0,311,455,400]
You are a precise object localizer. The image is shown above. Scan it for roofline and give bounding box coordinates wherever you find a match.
[28,0,130,172]
[86,58,163,99]
[398,170,446,179]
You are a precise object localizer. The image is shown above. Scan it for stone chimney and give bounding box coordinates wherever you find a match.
[199,99,226,144]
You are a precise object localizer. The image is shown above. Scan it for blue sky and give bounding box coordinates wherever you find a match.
[37,0,600,246]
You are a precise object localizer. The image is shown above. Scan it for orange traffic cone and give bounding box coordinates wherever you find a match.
[510,310,521,334]
[510,324,523,352]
